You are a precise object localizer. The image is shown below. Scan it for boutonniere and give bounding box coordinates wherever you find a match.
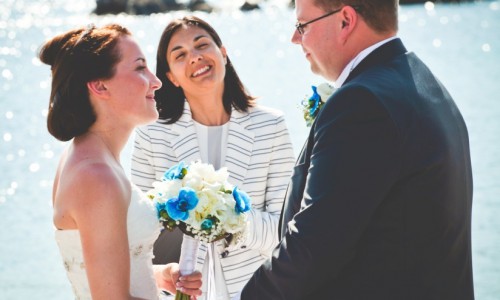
[300,82,335,126]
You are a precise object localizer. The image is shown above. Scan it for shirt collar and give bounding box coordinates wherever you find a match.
[334,36,398,88]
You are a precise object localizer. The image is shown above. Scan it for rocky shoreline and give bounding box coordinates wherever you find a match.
[93,0,474,15]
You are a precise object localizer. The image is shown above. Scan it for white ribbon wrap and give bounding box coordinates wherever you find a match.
[179,234,200,276]
[180,235,219,299]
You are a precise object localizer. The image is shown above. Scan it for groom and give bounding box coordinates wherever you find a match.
[238,0,474,299]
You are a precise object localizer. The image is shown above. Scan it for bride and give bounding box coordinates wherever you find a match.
[38,24,202,299]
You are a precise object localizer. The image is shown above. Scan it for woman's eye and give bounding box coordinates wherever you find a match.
[197,43,208,49]
[175,53,185,60]
[136,66,146,71]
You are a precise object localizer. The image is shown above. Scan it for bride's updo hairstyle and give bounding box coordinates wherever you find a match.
[38,24,130,141]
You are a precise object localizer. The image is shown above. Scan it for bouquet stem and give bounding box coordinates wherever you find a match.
[174,291,190,300]
[175,235,200,300]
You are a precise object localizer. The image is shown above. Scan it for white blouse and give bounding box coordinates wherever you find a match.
[193,120,229,170]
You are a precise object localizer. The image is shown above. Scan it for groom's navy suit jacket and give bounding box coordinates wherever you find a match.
[241,39,474,299]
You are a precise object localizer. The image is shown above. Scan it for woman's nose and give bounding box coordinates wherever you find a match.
[189,51,203,64]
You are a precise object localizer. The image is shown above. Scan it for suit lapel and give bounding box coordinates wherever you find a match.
[224,108,255,187]
[169,101,202,164]
[279,134,314,238]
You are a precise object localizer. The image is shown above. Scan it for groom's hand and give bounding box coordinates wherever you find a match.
[155,263,202,298]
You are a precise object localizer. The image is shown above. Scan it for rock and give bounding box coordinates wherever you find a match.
[93,0,213,15]
[93,0,127,15]
[240,2,261,11]
[187,0,213,13]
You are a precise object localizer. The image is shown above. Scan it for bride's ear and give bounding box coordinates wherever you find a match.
[87,80,110,98]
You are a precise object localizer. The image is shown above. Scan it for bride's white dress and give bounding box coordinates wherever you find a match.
[55,184,162,300]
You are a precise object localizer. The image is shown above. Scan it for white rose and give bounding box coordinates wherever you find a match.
[316,82,335,103]
[222,213,247,234]
[152,180,182,199]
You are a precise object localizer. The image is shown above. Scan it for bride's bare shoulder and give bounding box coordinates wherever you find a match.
[53,140,130,229]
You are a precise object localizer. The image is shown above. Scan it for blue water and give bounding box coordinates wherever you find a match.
[1,0,499,299]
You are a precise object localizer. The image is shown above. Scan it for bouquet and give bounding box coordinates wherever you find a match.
[147,161,251,300]
[300,82,335,126]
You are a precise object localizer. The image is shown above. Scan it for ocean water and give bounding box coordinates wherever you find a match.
[0,0,499,299]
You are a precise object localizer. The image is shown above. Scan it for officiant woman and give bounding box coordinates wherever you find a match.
[130,16,295,300]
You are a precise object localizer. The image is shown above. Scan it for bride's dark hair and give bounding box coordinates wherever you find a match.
[38,24,130,141]
[155,16,255,124]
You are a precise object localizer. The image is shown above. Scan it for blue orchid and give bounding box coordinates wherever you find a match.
[308,85,322,116]
[300,83,335,127]
[162,161,188,181]
[233,186,251,214]
[166,187,199,221]
[201,218,214,231]
[155,201,168,220]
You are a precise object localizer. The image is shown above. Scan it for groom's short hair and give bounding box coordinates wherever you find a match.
[314,0,399,33]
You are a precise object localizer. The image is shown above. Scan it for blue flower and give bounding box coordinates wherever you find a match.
[201,218,214,231]
[162,161,188,180]
[155,201,168,220]
[233,186,251,214]
[308,85,321,116]
[166,187,199,221]
[300,83,335,127]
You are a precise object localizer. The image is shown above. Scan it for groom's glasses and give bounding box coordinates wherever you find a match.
[295,6,361,35]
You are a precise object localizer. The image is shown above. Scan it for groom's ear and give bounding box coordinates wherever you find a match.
[339,6,358,43]
[87,80,110,99]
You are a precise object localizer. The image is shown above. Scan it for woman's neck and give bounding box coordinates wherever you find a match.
[186,92,230,126]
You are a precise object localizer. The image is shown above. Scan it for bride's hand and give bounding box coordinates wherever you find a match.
[155,263,202,299]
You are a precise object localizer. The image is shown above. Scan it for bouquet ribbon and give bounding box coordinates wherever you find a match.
[176,235,199,300]
[206,244,216,300]
[178,235,217,300]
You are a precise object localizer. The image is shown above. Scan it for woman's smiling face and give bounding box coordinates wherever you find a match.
[165,25,227,93]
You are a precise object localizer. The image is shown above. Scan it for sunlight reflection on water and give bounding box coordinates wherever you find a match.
[1,0,499,299]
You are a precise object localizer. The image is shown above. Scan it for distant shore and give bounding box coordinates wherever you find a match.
[92,0,475,15]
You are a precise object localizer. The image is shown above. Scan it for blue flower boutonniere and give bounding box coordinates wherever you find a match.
[300,82,335,126]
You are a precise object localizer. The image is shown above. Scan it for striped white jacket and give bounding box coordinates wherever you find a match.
[131,101,295,297]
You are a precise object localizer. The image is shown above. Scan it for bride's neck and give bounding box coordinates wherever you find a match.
[80,128,129,163]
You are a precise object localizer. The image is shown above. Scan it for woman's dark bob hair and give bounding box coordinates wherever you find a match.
[155,16,255,124]
[38,24,130,141]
